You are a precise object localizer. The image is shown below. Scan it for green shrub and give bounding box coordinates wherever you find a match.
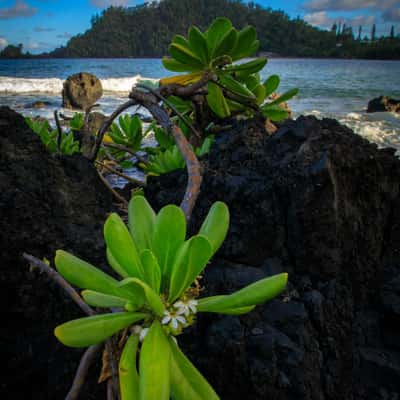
[54,196,288,399]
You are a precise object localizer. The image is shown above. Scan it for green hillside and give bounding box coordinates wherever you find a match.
[43,0,399,59]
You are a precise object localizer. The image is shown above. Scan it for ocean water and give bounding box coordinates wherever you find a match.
[1,58,400,154]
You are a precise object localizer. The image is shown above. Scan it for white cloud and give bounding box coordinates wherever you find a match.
[90,0,129,8]
[303,0,398,12]
[305,11,375,29]
[0,0,37,19]
[0,37,7,50]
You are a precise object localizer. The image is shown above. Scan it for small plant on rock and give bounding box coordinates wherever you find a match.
[54,196,288,399]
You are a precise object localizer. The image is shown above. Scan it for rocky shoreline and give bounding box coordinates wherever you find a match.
[1,106,399,399]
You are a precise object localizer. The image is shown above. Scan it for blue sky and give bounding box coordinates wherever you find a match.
[0,0,399,53]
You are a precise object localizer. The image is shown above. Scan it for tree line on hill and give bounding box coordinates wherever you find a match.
[1,0,399,59]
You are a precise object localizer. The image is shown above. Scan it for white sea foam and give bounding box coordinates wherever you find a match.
[339,111,400,154]
[0,75,158,94]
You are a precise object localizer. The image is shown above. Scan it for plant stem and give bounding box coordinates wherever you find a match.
[22,253,95,316]
[97,171,129,207]
[65,344,103,400]
[95,161,146,187]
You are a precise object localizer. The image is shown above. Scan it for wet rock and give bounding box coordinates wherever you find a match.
[145,116,400,399]
[367,96,400,113]
[24,100,51,109]
[62,72,102,110]
[0,107,112,399]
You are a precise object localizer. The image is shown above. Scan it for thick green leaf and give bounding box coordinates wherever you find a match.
[172,35,192,50]
[268,88,299,106]
[169,235,213,302]
[151,205,186,281]
[230,26,257,60]
[104,213,144,280]
[107,248,129,278]
[140,249,161,294]
[253,84,267,105]
[154,126,175,149]
[219,74,255,100]
[264,75,280,97]
[206,18,233,55]
[55,250,128,298]
[128,196,156,252]
[169,338,219,400]
[119,335,140,400]
[225,58,267,75]
[188,26,209,64]
[81,290,130,308]
[198,273,288,313]
[139,321,171,400]
[169,43,204,70]
[262,105,289,122]
[206,82,230,118]
[197,295,255,315]
[162,57,194,72]
[55,312,146,348]
[198,201,229,255]
[212,28,238,59]
[118,278,165,317]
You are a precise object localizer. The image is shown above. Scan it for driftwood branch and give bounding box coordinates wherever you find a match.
[23,253,95,316]
[129,87,202,221]
[65,344,103,400]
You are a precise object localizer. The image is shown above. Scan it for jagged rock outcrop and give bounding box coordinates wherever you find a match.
[367,96,400,113]
[0,107,111,399]
[62,72,103,110]
[146,116,400,400]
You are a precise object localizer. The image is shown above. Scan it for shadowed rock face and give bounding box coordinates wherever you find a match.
[62,72,103,110]
[145,116,400,400]
[1,106,399,399]
[0,107,111,399]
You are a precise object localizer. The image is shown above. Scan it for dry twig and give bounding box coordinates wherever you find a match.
[65,344,103,400]
[22,253,95,316]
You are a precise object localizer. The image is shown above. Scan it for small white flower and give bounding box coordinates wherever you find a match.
[174,299,198,316]
[161,310,186,329]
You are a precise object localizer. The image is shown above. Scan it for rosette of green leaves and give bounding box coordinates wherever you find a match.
[109,114,143,151]
[140,134,214,176]
[162,18,268,119]
[53,196,288,399]
[26,117,80,155]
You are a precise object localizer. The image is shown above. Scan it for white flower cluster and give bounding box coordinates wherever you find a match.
[161,299,198,330]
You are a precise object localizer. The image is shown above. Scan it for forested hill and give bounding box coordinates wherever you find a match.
[47,0,399,59]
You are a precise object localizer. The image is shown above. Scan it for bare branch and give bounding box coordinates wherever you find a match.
[54,110,63,151]
[97,171,129,207]
[95,161,145,187]
[65,344,103,400]
[158,72,213,98]
[137,84,201,140]
[102,142,148,164]
[129,86,203,220]
[22,253,95,316]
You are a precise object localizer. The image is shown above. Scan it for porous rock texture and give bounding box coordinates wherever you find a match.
[62,72,103,110]
[0,107,111,398]
[145,116,400,400]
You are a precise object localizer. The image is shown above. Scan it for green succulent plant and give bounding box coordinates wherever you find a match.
[53,196,288,399]
[108,114,143,151]
[140,135,214,176]
[25,117,80,155]
[161,18,298,122]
